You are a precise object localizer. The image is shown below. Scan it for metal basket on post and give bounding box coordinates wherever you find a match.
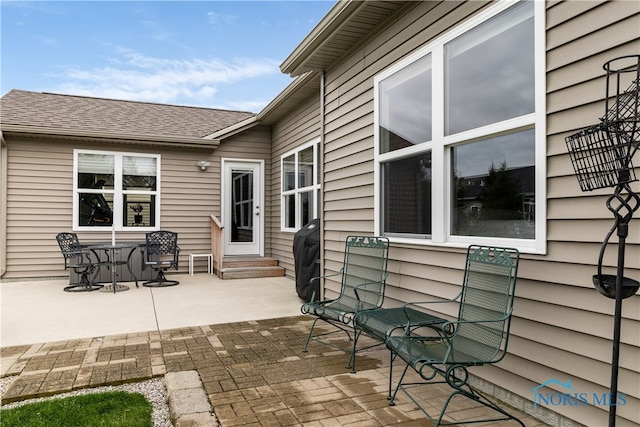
[565,55,639,427]
[565,122,636,192]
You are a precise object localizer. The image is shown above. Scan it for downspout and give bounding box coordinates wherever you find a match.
[319,70,325,298]
[0,131,7,277]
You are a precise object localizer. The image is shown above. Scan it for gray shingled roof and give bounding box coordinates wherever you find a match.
[0,90,255,139]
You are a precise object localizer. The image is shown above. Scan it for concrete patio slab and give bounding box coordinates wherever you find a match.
[0,274,302,348]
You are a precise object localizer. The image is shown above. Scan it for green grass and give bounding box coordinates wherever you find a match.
[0,390,153,427]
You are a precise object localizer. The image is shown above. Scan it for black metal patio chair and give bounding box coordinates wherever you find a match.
[56,232,103,292]
[143,230,180,287]
[301,235,389,370]
[386,245,523,426]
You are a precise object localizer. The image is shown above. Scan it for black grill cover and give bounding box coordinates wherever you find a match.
[293,218,320,302]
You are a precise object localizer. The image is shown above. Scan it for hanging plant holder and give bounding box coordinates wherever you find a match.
[565,55,640,427]
[565,122,637,192]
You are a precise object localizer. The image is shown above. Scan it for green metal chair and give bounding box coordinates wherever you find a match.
[301,235,389,369]
[386,245,523,426]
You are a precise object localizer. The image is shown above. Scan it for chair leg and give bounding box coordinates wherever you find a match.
[64,268,103,292]
[441,367,525,427]
[388,362,411,406]
[348,328,362,373]
[389,363,525,427]
[303,317,321,352]
[143,270,179,287]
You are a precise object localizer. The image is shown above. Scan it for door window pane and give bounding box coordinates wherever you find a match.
[232,170,253,242]
[445,1,534,135]
[382,152,432,236]
[380,55,432,153]
[451,129,535,238]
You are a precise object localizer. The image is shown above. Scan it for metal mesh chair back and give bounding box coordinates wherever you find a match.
[453,245,519,363]
[56,232,84,263]
[146,231,178,258]
[337,236,390,311]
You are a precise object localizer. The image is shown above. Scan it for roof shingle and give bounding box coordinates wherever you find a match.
[0,90,255,139]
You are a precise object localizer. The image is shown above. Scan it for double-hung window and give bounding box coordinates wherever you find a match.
[375,0,545,252]
[73,150,160,231]
[281,140,320,231]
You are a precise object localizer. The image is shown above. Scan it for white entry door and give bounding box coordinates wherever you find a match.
[223,160,263,256]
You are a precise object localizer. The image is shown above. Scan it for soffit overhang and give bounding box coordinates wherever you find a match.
[280,1,407,77]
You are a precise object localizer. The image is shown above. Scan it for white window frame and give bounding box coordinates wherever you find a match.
[73,149,161,232]
[373,0,546,254]
[281,139,320,232]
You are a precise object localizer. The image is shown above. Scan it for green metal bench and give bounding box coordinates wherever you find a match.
[386,245,523,426]
[301,235,390,369]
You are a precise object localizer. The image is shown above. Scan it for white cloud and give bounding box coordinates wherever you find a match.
[207,11,237,26]
[51,48,280,108]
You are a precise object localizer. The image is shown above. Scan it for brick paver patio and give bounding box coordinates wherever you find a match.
[1,315,544,426]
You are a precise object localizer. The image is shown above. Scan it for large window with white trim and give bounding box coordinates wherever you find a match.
[375,0,545,251]
[281,140,320,231]
[74,150,160,231]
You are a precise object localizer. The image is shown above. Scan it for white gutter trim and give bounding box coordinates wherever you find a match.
[257,71,319,120]
[204,116,259,140]
[205,71,320,141]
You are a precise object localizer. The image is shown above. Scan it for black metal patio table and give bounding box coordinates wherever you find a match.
[88,243,140,293]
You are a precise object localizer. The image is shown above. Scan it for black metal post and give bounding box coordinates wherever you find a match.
[608,219,626,427]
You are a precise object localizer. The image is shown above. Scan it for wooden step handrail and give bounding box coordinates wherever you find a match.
[210,215,224,277]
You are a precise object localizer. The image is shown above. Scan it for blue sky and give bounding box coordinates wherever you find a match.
[1,1,335,112]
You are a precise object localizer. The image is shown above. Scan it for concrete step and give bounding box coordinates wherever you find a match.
[222,256,279,268]
[219,266,285,280]
[219,256,285,279]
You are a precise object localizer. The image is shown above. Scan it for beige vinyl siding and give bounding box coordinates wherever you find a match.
[316,1,639,426]
[269,93,321,277]
[542,2,640,423]
[5,139,72,278]
[321,0,489,298]
[3,133,273,279]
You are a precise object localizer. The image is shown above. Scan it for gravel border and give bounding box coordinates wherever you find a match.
[0,376,171,427]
